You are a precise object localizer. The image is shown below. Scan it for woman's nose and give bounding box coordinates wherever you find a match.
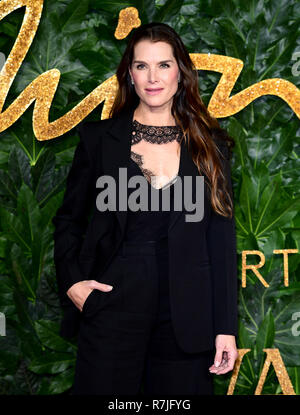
[148,69,158,83]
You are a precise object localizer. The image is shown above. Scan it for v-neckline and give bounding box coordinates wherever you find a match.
[129,155,179,191]
[129,114,183,191]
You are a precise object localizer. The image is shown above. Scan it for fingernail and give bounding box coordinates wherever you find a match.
[106,285,113,290]
[215,361,220,367]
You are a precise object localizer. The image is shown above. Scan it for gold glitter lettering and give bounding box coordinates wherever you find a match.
[242,250,268,287]
[0,2,299,141]
[227,348,251,395]
[273,249,299,287]
[255,349,296,395]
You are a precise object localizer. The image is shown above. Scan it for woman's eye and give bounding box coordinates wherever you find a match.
[136,63,170,69]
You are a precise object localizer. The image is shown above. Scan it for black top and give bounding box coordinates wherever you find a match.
[123,120,182,243]
[123,158,175,243]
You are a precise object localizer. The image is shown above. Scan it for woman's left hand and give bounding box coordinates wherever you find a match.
[209,334,238,375]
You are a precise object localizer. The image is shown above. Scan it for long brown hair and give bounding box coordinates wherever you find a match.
[109,22,235,218]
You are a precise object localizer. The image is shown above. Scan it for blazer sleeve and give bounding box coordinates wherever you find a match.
[206,138,238,338]
[52,124,96,305]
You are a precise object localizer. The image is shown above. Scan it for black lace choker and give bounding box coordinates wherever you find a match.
[131,119,182,145]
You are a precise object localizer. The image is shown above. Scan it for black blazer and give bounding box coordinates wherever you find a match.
[52,106,238,353]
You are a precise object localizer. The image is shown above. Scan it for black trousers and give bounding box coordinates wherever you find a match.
[72,238,215,395]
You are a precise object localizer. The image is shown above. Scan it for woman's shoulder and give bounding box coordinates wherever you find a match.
[76,117,114,137]
[73,118,115,164]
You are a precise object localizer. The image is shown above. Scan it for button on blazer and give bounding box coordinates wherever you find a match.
[52,106,239,353]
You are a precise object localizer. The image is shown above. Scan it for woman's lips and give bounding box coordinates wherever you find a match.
[145,88,163,95]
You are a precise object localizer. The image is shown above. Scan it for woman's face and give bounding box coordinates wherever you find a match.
[129,40,180,111]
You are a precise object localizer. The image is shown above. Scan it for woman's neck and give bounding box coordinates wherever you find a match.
[133,108,176,127]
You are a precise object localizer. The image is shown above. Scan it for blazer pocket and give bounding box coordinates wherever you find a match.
[197,259,211,268]
[82,288,105,318]
[82,289,97,314]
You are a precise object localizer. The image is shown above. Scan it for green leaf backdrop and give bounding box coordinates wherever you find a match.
[0,0,299,395]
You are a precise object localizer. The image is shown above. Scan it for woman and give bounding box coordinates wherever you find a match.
[52,22,239,395]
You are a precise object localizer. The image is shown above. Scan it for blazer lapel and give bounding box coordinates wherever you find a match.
[168,138,200,232]
[101,106,200,236]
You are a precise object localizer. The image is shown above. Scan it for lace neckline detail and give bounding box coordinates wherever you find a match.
[131,119,182,145]
[130,151,178,191]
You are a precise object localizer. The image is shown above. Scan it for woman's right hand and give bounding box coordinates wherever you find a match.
[66,280,113,312]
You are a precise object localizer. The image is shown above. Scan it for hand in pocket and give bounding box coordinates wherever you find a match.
[67,280,113,312]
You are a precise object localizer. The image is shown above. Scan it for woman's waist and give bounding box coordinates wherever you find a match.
[118,236,169,256]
